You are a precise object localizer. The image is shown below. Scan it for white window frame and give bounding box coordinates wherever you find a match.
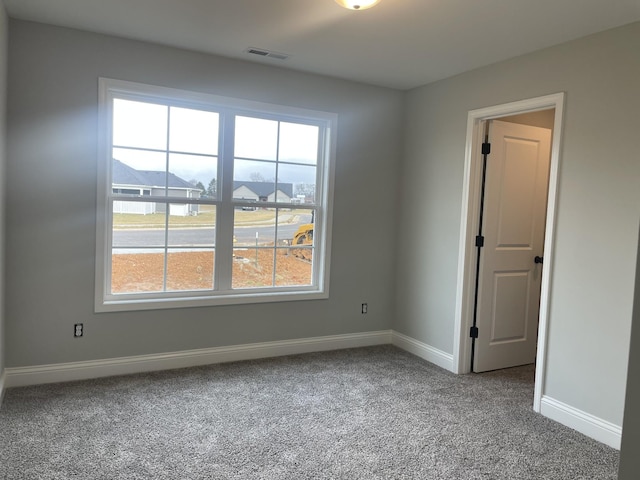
[95,78,337,312]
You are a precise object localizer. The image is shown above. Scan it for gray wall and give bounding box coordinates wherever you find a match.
[619,225,640,478]
[397,21,640,427]
[0,2,7,389]
[5,20,403,367]
[6,14,639,447]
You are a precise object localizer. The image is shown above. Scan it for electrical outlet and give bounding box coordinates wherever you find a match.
[361,303,368,314]
[74,323,83,338]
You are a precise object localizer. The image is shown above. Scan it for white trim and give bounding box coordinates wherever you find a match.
[533,102,565,412]
[452,93,565,415]
[98,290,332,313]
[392,331,455,372]
[4,330,392,388]
[453,117,485,374]
[0,371,6,408]
[540,395,622,449]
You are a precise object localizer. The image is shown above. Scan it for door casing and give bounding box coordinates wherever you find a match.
[452,93,565,413]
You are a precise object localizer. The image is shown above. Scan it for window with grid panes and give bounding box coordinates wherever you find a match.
[95,79,335,312]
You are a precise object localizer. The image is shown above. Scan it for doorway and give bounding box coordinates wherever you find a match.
[472,117,552,372]
[452,93,565,413]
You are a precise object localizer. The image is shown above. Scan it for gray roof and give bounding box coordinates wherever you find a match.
[233,181,293,198]
[112,159,197,190]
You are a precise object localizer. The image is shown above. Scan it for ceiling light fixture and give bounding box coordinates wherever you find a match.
[335,0,381,11]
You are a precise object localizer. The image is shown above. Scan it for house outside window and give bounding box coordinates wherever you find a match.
[95,79,336,312]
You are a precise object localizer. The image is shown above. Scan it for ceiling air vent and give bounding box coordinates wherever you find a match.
[245,47,290,61]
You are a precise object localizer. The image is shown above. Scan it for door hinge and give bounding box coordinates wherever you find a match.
[482,142,491,155]
[475,235,484,247]
[470,326,479,339]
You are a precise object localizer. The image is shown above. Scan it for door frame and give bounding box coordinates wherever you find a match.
[452,93,565,413]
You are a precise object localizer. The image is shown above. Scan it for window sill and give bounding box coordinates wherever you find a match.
[95,289,329,313]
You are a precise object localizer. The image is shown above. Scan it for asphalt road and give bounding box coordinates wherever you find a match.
[113,222,306,248]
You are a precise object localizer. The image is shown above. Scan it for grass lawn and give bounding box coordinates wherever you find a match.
[114,207,311,229]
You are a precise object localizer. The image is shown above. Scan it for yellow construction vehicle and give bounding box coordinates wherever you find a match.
[293,223,313,245]
[291,215,314,261]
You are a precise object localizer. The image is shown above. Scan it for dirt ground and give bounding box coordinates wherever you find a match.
[112,248,312,293]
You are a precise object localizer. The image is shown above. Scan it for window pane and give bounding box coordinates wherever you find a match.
[232,207,284,289]
[279,122,319,165]
[168,204,215,247]
[169,107,219,155]
[234,210,275,248]
[113,149,167,192]
[233,159,276,202]
[167,250,214,291]
[113,148,166,172]
[234,159,276,184]
[278,163,316,203]
[111,249,165,294]
[168,153,216,200]
[234,116,277,160]
[274,182,294,203]
[232,248,275,289]
[112,202,166,248]
[276,209,314,246]
[113,99,167,150]
[291,222,314,248]
[275,248,313,286]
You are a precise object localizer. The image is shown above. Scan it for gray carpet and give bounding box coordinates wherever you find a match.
[0,345,618,479]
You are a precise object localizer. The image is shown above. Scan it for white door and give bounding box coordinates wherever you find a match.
[473,120,551,372]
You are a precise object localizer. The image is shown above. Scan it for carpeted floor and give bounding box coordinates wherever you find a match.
[0,345,619,479]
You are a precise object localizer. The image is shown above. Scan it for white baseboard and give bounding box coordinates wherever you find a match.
[5,331,621,452]
[5,330,393,388]
[540,395,622,449]
[391,331,455,373]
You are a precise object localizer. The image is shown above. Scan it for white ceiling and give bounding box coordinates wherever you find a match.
[5,0,640,90]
